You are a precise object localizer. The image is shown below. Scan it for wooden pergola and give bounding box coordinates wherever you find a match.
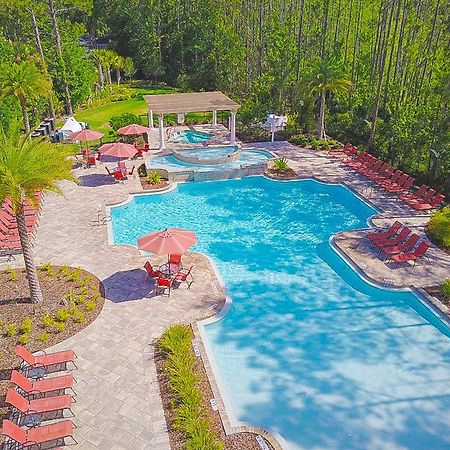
[144,91,240,149]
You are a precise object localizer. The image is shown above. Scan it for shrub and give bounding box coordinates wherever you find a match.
[138,163,147,178]
[19,317,32,334]
[18,333,29,345]
[42,314,54,328]
[109,113,143,131]
[39,261,55,276]
[319,140,329,150]
[76,294,87,305]
[147,171,162,185]
[85,300,96,312]
[54,322,65,333]
[427,206,450,248]
[38,332,50,343]
[73,311,86,324]
[56,308,71,323]
[4,323,17,337]
[67,268,83,283]
[273,157,289,173]
[79,275,93,288]
[59,265,71,279]
[310,139,319,150]
[5,265,17,282]
[289,134,309,147]
[442,279,450,299]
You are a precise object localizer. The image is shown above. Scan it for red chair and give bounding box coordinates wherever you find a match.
[386,176,415,193]
[16,345,77,371]
[380,234,420,258]
[114,170,126,182]
[144,143,150,151]
[157,277,171,296]
[169,254,182,271]
[328,143,352,157]
[10,370,75,397]
[400,184,428,202]
[118,161,126,169]
[1,419,76,449]
[359,159,382,176]
[369,165,394,182]
[391,241,431,267]
[144,261,161,279]
[174,266,194,289]
[134,149,143,158]
[378,169,402,187]
[365,221,402,242]
[5,388,74,419]
[373,227,411,249]
[86,156,96,168]
[404,188,436,207]
[412,193,445,211]
[345,152,367,169]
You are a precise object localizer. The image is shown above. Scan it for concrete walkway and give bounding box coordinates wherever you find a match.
[1,143,448,449]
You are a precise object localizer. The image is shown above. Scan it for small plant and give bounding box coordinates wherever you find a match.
[319,140,329,150]
[42,314,54,328]
[273,157,289,173]
[40,261,53,271]
[4,323,17,337]
[18,333,29,345]
[79,275,93,288]
[54,322,65,333]
[76,294,86,305]
[56,308,71,323]
[85,300,96,312]
[442,279,450,299]
[67,268,83,283]
[19,317,32,334]
[73,311,86,324]
[59,265,71,279]
[38,332,50,343]
[310,139,319,150]
[5,265,17,282]
[63,290,76,303]
[147,171,162,185]
[138,163,147,177]
[289,134,310,147]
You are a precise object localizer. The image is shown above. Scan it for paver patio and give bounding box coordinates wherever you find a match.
[1,143,448,449]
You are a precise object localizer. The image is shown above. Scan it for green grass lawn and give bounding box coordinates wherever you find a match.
[75,86,175,134]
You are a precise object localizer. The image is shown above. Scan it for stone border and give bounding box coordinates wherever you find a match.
[172,146,241,165]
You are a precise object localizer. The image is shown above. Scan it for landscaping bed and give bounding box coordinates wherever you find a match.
[424,284,450,314]
[155,325,275,450]
[266,167,299,180]
[139,177,169,191]
[0,264,105,427]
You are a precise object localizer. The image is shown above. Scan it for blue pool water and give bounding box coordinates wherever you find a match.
[177,145,238,160]
[149,149,272,172]
[171,130,213,143]
[110,177,450,450]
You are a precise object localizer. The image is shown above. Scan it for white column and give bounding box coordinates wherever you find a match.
[230,111,236,145]
[148,109,154,128]
[212,110,217,127]
[158,114,166,150]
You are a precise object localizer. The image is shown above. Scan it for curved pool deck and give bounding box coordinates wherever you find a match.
[110,177,450,450]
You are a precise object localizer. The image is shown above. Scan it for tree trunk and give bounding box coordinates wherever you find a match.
[19,96,30,133]
[30,9,55,119]
[47,0,73,115]
[16,207,43,304]
[116,68,121,85]
[318,90,326,139]
[98,64,104,89]
[106,66,112,84]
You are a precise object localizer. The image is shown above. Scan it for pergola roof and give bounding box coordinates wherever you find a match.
[144,91,240,114]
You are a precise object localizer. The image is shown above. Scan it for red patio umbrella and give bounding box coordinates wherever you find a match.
[69,129,104,142]
[98,142,137,158]
[138,228,197,255]
[117,124,150,135]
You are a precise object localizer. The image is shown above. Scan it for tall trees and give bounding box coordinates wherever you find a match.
[308,58,352,139]
[0,61,52,132]
[0,121,75,303]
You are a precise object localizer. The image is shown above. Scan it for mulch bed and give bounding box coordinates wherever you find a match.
[0,265,105,432]
[155,328,275,450]
[424,286,450,313]
[139,177,170,191]
[266,167,299,180]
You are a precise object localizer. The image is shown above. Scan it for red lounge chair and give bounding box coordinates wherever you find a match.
[345,152,367,168]
[378,169,402,187]
[16,345,77,370]
[365,221,402,242]
[329,143,352,157]
[385,176,415,193]
[354,156,376,173]
[359,159,382,176]
[391,241,431,266]
[373,227,411,249]
[412,194,445,211]
[10,370,75,397]
[6,388,73,418]
[400,184,428,201]
[144,261,161,279]
[369,165,393,182]
[380,234,420,258]
[1,419,76,449]
[405,188,436,206]
[174,266,194,288]
[157,277,171,296]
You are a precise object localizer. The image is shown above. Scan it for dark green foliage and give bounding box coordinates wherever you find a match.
[427,207,450,248]
[138,163,147,178]
[109,113,143,131]
[442,279,450,299]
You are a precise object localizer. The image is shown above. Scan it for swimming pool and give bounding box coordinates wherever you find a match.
[110,177,450,450]
[149,149,272,172]
[171,130,213,143]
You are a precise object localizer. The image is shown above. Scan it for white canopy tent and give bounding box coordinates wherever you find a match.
[58,117,84,141]
[261,114,288,142]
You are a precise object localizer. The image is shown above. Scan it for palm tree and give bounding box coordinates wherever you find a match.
[308,58,352,139]
[0,121,76,303]
[113,55,124,85]
[90,49,106,89]
[0,61,52,133]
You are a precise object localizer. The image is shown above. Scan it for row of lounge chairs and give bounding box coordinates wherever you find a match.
[0,193,41,259]
[331,145,446,210]
[144,254,194,296]
[1,345,77,449]
[361,221,431,266]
